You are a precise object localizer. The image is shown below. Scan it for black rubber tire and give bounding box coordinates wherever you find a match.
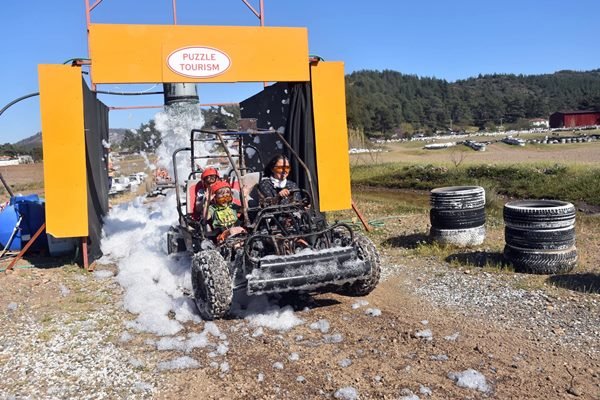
[430,225,486,246]
[430,186,485,210]
[191,250,233,320]
[503,245,577,274]
[503,200,576,229]
[430,207,486,230]
[337,233,381,297]
[505,226,575,250]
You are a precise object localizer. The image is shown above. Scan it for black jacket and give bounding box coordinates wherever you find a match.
[258,178,300,204]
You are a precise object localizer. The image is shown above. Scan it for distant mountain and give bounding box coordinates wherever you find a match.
[14,132,42,150]
[12,128,131,148]
[108,128,130,146]
[346,69,600,136]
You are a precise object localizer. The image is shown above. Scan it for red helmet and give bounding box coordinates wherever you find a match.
[210,180,230,193]
[201,167,219,180]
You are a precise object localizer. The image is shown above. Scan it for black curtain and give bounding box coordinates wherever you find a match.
[240,82,319,209]
[82,80,109,261]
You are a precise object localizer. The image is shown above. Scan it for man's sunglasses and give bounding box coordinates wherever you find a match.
[273,166,291,172]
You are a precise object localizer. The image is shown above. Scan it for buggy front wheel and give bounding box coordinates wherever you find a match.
[337,233,381,297]
[191,250,233,320]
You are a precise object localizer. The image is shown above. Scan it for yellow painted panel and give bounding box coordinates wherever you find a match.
[311,62,352,211]
[89,24,309,84]
[38,65,88,237]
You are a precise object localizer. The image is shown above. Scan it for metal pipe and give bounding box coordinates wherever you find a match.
[241,0,260,18]
[0,92,39,118]
[89,0,103,12]
[108,105,165,111]
[215,132,250,225]
[84,0,91,27]
[274,131,317,209]
[0,173,14,198]
[172,147,192,223]
[0,216,22,258]
[108,102,239,111]
[260,0,265,26]
[172,0,177,24]
[6,223,46,271]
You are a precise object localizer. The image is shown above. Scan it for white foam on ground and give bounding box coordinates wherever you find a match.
[351,300,369,309]
[99,195,198,336]
[99,102,306,337]
[414,329,433,340]
[365,308,382,316]
[157,356,200,371]
[334,386,359,400]
[448,369,490,392]
[309,319,330,333]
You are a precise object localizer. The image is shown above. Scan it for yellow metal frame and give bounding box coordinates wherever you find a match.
[38,65,88,237]
[310,62,352,211]
[38,24,352,238]
[89,24,310,84]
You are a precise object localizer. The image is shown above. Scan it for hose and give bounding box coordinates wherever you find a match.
[0,92,40,118]
[0,215,22,258]
[95,90,164,96]
[62,58,91,65]
[337,215,404,230]
[0,264,35,273]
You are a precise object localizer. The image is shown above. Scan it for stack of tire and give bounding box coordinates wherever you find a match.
[430,186,486,246]
[503,200,577,274]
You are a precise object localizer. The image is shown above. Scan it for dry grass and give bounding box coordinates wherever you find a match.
[352,138,600,166]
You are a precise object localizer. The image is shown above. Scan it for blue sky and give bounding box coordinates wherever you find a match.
[1,0,598,143]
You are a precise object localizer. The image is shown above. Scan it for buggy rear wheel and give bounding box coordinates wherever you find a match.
[337,233,381,297]
[191,250,233,320]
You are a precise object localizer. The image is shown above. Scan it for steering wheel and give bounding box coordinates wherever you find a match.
[283,188,311,207]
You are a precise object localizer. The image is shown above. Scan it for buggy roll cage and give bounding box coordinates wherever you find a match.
[172,128,318,230]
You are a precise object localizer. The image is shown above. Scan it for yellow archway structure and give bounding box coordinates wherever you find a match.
[38,22,351,261]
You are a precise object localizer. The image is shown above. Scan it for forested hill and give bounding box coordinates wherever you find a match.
[345,69,600,136]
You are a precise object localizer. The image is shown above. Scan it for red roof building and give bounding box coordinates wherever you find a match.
[549,111,600,128]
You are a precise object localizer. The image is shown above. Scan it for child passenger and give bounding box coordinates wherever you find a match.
[206,180,245,242]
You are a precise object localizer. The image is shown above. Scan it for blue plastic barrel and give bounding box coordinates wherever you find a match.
[0,195,47,252]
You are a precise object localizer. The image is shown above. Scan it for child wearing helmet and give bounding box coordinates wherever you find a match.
[193,167,221,220]
[207,180,245,242]
[200,167,220,189]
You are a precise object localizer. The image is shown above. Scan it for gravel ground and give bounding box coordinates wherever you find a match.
[382,255,600,359]
[1,248,599,398]
[0,270,161,399]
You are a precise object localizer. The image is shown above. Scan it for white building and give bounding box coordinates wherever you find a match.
[530,118,549,128]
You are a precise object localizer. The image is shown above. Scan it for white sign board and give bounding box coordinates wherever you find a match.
[167,46,231,78]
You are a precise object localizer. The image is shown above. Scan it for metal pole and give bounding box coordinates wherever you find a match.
[172,0,177,24]
[259,0,265,26]
[0,173,14,198]
[5,223,46,271]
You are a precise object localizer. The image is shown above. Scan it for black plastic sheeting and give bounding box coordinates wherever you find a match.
[82,81,109,262]
[240,82,320,210]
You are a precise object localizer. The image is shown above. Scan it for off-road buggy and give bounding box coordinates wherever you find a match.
[167,128,380,320]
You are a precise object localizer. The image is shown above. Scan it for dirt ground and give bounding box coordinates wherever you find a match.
[1,149,599,399]
[0,163,45,202]
[1,189,599,399]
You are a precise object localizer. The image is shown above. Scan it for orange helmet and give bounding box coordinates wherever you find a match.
[211,180,233,206]
[201,167,219,180]
[210,180,230,193]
